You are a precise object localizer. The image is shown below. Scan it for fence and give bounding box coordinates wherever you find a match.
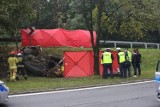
[100,40,160,49]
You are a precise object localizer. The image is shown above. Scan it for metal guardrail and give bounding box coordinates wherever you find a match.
[100,40,160,49]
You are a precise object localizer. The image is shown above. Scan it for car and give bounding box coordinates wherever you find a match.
[0,80,9,103]
[155,60,160,101]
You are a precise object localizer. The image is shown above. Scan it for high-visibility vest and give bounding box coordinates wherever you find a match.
[17,56,25,67]
[102,52,112,64]
[118,52,125,63]
[8,57,18,69]
[17,56,22,63]
[126,51,132,62]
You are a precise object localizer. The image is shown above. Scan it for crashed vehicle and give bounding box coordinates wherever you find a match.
[155,60,160,101]
[0,80,9,103]
[21,46,63,77]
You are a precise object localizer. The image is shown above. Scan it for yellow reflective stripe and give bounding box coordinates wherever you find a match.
[17,65,24,67]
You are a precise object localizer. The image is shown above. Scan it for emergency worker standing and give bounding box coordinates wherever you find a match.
[117,47,126,78]
[124,49,132,77]
[132,48,141,77]
[17,52,27,80]
[8,51,18,81]
[101,48,114,79]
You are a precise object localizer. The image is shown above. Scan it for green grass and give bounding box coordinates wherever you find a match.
[1,69,155,94]
[0,48,159,94]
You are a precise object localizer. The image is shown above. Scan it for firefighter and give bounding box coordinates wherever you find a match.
[17,52,28,80]
[8,51,18,81]
[101,48,114,79]
[117,47,126,78]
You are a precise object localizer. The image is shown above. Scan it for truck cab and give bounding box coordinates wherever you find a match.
[155,60,160,101]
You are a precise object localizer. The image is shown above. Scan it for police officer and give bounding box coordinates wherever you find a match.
[8,51,18,81]
[101,48,114,79]
[17,52,27,80]
[117,47,126,78]
[124,49,132,77]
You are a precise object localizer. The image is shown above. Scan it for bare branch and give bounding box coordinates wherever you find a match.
[99,3,125,47]
[102,4,125,27]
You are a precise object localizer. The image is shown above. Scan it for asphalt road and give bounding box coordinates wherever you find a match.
[1,81,160,107]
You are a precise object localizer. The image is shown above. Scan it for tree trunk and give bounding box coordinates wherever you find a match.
[5,42,8,55]
[93,0,104,75]
[81,0,104,75]
[93,46,100,75]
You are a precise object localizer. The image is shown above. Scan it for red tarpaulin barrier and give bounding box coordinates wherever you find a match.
[64,51,94,77]
[21,28,96,48]
[64,51,119,78]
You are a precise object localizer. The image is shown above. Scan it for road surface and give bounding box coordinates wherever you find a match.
[0,81,159,107]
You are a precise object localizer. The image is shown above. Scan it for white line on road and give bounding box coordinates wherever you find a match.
[9,80,154,98]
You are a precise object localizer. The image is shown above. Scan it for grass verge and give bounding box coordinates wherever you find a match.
[1,68,155,95]
[0,48,159,94]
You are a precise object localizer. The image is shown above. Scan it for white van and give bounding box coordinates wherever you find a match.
[155,60,160,101]
[0,80,9,103]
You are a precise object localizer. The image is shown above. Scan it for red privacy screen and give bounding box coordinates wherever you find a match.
[21,28,96,48]
[64,51,119,78]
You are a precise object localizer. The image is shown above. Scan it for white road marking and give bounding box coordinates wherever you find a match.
[9,80,154,98]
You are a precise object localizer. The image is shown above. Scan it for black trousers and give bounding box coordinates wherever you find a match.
[126,65,131,77]
[103,64,113,78]
[132,62,141,75]
[125,62,131,77]
[119,62,126,78]
[17,67,27,78]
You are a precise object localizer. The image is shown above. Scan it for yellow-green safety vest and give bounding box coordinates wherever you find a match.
[17,57,22,62]
[118,52,125,63]
[17,56,25,67]
[126,51,132,62]
[102,52,112,64]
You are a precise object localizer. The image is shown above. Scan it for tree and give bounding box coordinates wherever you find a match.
[31,0,70,29]
[0,0,36,37]
[66,0,107,75]
[66,0,160,75]
[98,0,160,42]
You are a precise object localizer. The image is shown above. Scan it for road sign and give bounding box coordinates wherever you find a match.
[27,27,35,46]
[27,27,35,35]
